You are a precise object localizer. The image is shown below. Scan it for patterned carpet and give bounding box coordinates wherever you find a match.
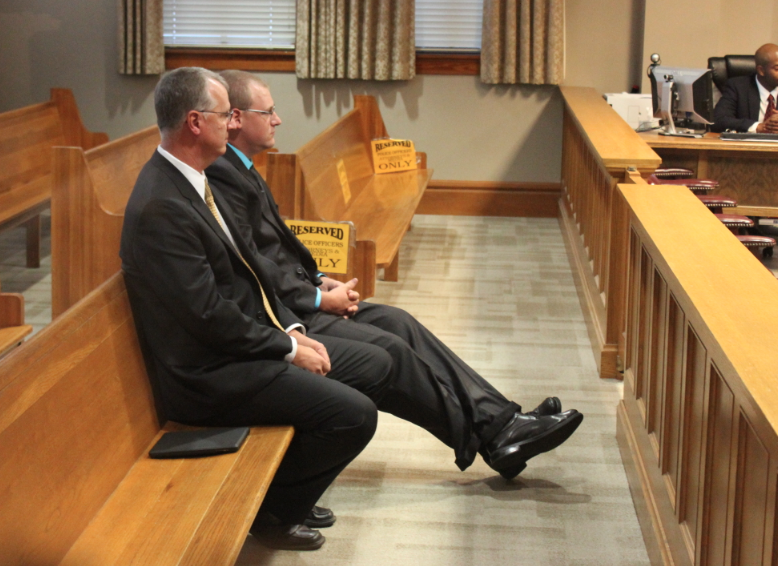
[0,214,651,565]
[235,216,651,566]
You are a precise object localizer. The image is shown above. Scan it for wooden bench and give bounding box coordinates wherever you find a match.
[266,95,433,282]
[51,125,160,317]
[0,286,32,357]
[0,89,107,268]
[0,272,293,566]
[51,127,375,317]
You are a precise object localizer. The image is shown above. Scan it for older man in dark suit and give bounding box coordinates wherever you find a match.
[713,43,778,133]
[120,67,396,551]
[206,70,583,482]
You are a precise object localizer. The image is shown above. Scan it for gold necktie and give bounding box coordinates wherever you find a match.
[204,180,284,331]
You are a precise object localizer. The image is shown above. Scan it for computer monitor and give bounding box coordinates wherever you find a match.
[649,65,714,137]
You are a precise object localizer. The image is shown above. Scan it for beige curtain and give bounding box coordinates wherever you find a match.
[118,0,164,75]
[481,0,563,85]
[296,0,415,80]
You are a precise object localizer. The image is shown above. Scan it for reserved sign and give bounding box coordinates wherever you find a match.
[284,219,351,274]
[371,138,417,174]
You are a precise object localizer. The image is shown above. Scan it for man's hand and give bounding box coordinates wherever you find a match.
[318,276,343,292]
[289,329,331,375]
[757,114,778,133]
[320,278,360,317]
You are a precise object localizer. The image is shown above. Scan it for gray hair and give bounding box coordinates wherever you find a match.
[154,67,228,134]
[220,70,268,110]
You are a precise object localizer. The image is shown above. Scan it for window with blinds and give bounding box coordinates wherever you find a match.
[163,0,296,48]
[415,0,482,50]
[162,0,482,51]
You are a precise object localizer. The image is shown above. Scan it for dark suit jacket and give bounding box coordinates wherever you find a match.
[712,74,761,132]
[120,150,303,422]
[207,147,323,315]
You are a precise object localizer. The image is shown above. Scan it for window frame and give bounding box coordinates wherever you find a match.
[164,47,479,75]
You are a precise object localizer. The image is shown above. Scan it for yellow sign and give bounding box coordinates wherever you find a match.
[284,219,351,274]
[371,139,417,174]
[336,159,351,204]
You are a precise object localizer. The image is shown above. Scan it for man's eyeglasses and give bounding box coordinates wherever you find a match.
[197,109,235,122]
[241,106,277,118]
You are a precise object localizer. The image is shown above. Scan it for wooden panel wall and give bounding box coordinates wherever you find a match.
[617,183,778,566]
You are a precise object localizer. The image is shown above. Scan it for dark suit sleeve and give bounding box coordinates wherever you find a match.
[712,80,757,133]
[209,161,322,315]
[130,196,295,361]
[251,244,308,329]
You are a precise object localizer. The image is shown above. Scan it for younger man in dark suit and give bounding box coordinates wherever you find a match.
[206,70,583,482]
[713,43,778,133]
[120,67,396,551]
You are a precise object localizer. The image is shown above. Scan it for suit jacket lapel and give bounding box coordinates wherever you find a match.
[749,75,761,122]
[152,151,242,260]
[223,146,304,254]
[211,178,285,317]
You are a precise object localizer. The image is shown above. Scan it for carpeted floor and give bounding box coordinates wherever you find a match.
[235,215,651,566]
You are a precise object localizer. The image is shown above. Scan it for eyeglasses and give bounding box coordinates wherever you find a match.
[241,106,277,118]
[197,109,235,122]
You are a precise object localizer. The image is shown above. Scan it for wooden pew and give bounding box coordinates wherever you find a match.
[266,95,433,283]
[51,125,160,317]
[0,89,107,268]
[559,86,661,379]
[616,183,778,566]
[0,272,293,566]
[0,286,32,357]
[51,127,375,317]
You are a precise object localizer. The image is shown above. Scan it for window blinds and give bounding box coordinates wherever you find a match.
[163,0,482,50]
[415,0,482,50]
[163,0,296,48]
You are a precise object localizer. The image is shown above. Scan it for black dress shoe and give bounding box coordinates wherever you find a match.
[524,396,562,418]
[304,505,336,528]
[251,523,325,550]
[480,399,562,476]
[486,410,583,478]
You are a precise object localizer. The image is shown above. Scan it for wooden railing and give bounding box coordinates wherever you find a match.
[616,183,778,566]
[559,87,661,378]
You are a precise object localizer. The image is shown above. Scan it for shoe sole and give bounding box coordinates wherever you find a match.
[255,534,326,551]
[303,517,336,529]
[490,411,583,472]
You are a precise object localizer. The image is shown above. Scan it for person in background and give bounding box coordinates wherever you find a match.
[712,43,778,133]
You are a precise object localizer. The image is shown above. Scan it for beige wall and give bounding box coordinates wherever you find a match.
[0,0,645,184]
[565,0,646,94]
[256,75,562,183]
[641,0,778,92]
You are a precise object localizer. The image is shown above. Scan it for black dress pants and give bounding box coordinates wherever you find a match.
[307,303,519,470]
[193,334,391,524]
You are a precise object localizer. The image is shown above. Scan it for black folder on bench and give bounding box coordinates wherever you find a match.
[149,427,250,459]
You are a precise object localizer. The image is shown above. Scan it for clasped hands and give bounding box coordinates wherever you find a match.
[289,329,331,375]
[288,277,359,376]
[756,114,778,133]
[318,276,360,317]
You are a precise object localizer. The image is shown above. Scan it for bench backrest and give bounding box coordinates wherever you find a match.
[294,96,388,221]
[0,89,107,203]
[51,126,160,317]
[0,273,158,565]
[0,102,65,197]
